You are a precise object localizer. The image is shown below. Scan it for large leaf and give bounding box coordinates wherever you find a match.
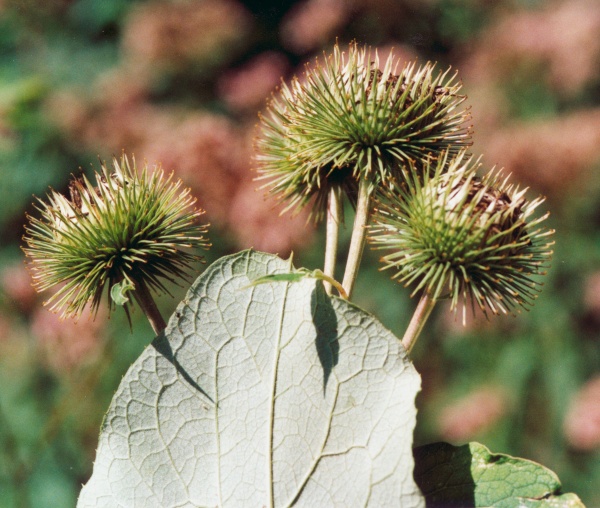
[78,250,423,507]
[414,441,585,507]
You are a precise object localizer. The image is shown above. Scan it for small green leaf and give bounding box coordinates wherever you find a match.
[414,441,585,508]
[248,268,348,299]
[110,279,134,306]
[249,271,309,285]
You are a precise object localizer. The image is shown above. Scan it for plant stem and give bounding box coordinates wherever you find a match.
[324,187,342,295]
[402,292,436,354]
[134,280,167,335]
[342,178,371,299]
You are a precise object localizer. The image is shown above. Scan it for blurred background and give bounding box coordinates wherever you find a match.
[0,0,598,505]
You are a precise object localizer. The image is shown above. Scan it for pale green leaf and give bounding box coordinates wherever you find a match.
[110,280,134,306]
[248,267,348,299]
[78,250,422,507]
[414,441,585,508]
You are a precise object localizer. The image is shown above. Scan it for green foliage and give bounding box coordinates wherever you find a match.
[78,251,422,507]
[414,441,584,507]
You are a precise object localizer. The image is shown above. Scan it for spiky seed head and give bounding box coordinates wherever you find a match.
[23,154,210,320]
[368,150,555,320]
[255,41,472,221]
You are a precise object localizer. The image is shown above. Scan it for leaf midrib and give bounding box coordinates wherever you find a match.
[267,279,291,508]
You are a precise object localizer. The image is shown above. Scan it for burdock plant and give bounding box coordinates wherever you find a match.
[255,42,472,298]
[23,154,210,335]
[369,150,555,353]
[20,45,572,508]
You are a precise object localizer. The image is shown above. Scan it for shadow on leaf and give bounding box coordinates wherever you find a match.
[414,442,476,508]
[151,332,215,405]
[310,283,339,395]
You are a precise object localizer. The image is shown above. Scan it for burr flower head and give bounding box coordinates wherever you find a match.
[23,154,210,319]
[255,41,472,221]
[369,151,554,318]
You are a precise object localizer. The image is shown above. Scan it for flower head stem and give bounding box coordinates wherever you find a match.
[324,187,342,295]
[342,178,372,299]
[402,292,436,354]
[132,279,167,335]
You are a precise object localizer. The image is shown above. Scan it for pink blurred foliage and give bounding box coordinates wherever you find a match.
[458,0,600,203]
[122,0,253,73]
[480,109,600,200]
[370,42,419,71]
[0,311,13,344]
[583,272,600,317]
[438,386,509,442]
[464,0,600,96]
[280,0,349,54]
[1,262,38,313]
[142,115,314,253]
[563,376,600,451]
[143,113,248,223]
[30,304,106,374]
[217,52,290,113]
[227,178,315,254]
